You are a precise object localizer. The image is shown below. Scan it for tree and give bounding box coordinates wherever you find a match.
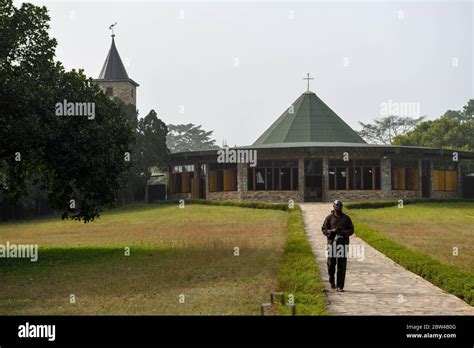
[0,0,135,222]
[393,100,474,174]
[124,110,169,202]
[357,115,425,145]
[166,123,219,153]
[461,100,474,121]
[441,102,473,122]
[393,114,474,151]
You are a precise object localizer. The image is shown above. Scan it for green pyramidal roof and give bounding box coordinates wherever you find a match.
[253,91,366,145]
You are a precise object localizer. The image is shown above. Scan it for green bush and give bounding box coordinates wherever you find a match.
[153,199,290,211]
[346,198,473,210]
[354,220,474,306]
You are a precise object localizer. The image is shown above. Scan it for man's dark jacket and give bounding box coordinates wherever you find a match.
[321,210,355,245]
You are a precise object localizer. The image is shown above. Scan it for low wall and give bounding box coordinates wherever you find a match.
[431,191,460,199]
[389,190,422,200]
[327,189,424,202]
[207,191,240,201]
[327,190,385,202]
[206,190,303,203]
[169,193,191,200]
[241,190,303,203]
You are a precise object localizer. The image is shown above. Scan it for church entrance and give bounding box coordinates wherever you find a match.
[304,159,323,202]
[199,177,206,199]
[191,164,207,199]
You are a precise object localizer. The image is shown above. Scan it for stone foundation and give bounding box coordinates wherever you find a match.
[327,190,385,202]
[241,190,303,203]
[207,191,240,200]
[169,193,191,200]
[431,191,459,199]
[389,190,422,200]
[95,80,137,106]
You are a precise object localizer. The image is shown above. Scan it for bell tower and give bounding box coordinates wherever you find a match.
[94,24,139,106]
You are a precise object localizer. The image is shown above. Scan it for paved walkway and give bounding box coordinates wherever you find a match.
[299,203,474,315]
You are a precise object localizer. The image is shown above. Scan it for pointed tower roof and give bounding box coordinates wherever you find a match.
[253,91,366,145]
[97,37,139,86]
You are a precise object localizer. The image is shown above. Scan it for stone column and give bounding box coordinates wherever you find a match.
[418,159,423,197]
[322,156,329,202]
[205,164,210,199]
[457,161,463,197]
[430,160,435,196]
[298,158,305,202]
[237,163,248,200]
[381,156,391,199]
[193,163,200,199]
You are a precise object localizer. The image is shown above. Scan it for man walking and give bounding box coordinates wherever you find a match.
[321,200,354,292]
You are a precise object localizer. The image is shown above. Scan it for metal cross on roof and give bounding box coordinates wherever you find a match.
[109,22,117,38]
[303,73,314,92]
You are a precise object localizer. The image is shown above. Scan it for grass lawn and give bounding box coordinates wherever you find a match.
[0,203,289,315]
[349,202,474,275]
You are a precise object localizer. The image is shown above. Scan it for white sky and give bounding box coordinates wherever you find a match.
[23,1,474,146]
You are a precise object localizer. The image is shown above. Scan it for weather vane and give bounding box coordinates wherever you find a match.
[303,73,314,92]
[109,22,117,38]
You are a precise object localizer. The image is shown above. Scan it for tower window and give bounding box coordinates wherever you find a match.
[131,89,134,97]
[106,87,113,96]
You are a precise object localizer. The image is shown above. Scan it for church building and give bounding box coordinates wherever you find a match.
[95,34,473,203]
[167,82,473,202]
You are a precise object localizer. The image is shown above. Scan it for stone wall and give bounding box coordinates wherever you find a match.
[207,191,240,201]
[298,159,305,200]
[431,191,459,199]
[322,157,329,201]
[327,189,423,202]
[389,190,422,200]
[169,193,191,200]
[381,156,391,197]
[327,190,385,202]
[241,190,303,203]
[237,163,248,193]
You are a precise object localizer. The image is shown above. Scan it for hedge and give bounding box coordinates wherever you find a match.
[150,199,291,211]
[346,198,473,210]
[352,220,474,306]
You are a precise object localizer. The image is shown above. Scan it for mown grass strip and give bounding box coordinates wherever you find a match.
[350,217,474,306]
[276,206,329,315]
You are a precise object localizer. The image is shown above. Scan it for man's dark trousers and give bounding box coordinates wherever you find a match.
[327,244,347,289]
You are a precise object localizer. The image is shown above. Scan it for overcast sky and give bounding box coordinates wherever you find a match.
[24,1,473,146]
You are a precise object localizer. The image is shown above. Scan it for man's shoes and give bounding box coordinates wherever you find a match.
[336,288,345,292]
[330,283,336,289]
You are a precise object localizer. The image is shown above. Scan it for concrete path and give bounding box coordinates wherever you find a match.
[299,203,474,315]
